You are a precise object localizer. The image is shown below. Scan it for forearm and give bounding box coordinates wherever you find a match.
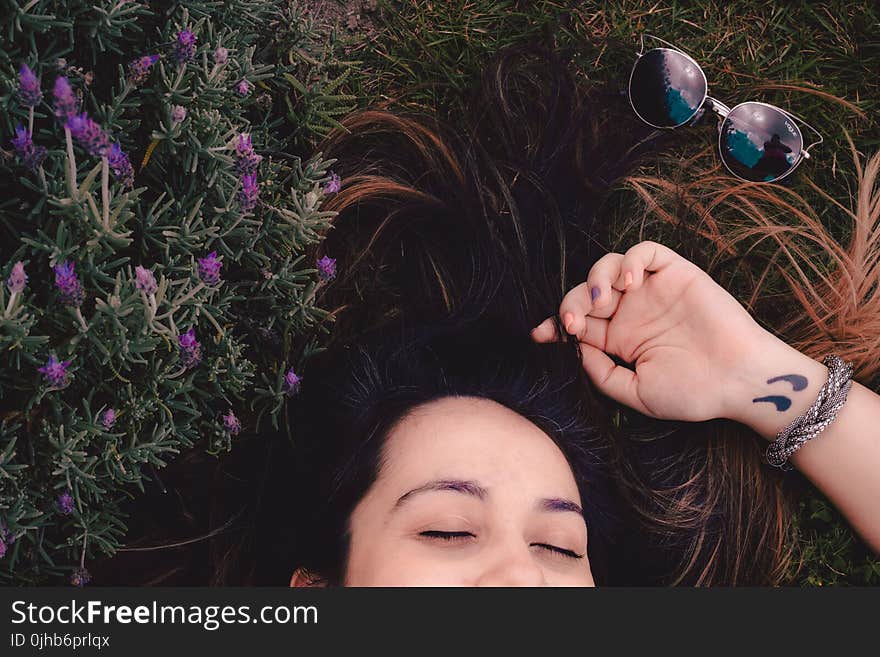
[723,329,880,553]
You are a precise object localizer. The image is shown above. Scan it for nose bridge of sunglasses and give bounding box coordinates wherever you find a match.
[705,97,732,119]
[702,97,733,133]
[685,96,730,132]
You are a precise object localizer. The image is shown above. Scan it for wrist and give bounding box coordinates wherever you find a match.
[721,328,830,442]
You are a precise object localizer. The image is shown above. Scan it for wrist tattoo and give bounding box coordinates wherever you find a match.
[752,373,809,412]
[766,374,808,390]
[752,395,792,411]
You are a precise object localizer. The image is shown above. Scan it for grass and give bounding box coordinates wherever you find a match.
[351,1,878,210]
[316,0,880,585]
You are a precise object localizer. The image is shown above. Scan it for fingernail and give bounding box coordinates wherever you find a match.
[624,271,633,288]
[590,286,601,303]
[563,311,574,333]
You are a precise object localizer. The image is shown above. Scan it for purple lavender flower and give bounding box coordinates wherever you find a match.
[283,368,302,396]
[235,79,250,96]
[57,491,75,515]
[101,408,117,430]
[18,64,43,107]
[134,265,158,295]
[128,54,160,84]
[6,261,27,295]
[53,76,78,122]
[171,105,187,125]
[10,126,32,152]
[70,567,91,587]
[233,133,262,175]
[197,251,222,286]
[107,142,134,188]
[174,30,197,66]
[236,173,259,213]
[38,356,72,389]
[222,409,241,435]
[0,525,12,557]
[178,327,202,369]
[323,171,342,195]
[67,113,110,158]
[213,46,229,65]
[317,255,337,282]
[10,124,47,171]
[53,260,86,308]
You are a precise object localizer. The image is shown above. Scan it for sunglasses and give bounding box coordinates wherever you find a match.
[627,34,824,183]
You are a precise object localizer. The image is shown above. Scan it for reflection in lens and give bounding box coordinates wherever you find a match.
[629,49,707,127]
[720,103,803,182]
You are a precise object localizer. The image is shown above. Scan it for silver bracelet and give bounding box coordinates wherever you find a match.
[766,354,854,470]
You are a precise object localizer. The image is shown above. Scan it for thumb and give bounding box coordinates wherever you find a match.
[578,342,652,416]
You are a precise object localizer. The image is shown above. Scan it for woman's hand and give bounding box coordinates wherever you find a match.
[532,240,880,552]
[531,240,770,423]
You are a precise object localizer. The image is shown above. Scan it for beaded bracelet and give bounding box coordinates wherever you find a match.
[766,354,854,470]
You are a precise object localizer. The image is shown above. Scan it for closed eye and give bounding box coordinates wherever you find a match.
[420,530,475,542]
[532,543,583,559]
[421,533,582,559]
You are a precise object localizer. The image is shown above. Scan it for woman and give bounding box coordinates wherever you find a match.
[96,45,880,586]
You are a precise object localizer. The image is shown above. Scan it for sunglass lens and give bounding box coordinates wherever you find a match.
[629,49,707,128]
[719,103,803,182]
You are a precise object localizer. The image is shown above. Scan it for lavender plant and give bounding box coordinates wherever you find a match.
[0,1,351,584]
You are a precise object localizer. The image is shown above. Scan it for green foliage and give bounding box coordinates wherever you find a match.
[794,496,880,586]
[362,0,573,112]
[280,3,360,142]
[0,0,353,584]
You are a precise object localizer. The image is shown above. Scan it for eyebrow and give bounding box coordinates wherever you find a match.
[539,498,584,516]
[394,479,487,508]
[392,478,584,517]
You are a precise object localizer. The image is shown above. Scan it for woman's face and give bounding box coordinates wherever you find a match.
[342,396,594,586]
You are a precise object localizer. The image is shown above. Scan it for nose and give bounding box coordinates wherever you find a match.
[475,546,546,587]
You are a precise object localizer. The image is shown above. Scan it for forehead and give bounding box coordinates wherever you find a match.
[379,396,581,500]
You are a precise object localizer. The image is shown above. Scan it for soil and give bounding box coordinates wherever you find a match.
[305,0,380,43]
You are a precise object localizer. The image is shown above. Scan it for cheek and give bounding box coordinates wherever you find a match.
[542,558,596,587]
[581,563,597,587]
[344,535,477,586]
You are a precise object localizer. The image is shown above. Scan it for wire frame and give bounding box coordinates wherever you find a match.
[628,33,824,181]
